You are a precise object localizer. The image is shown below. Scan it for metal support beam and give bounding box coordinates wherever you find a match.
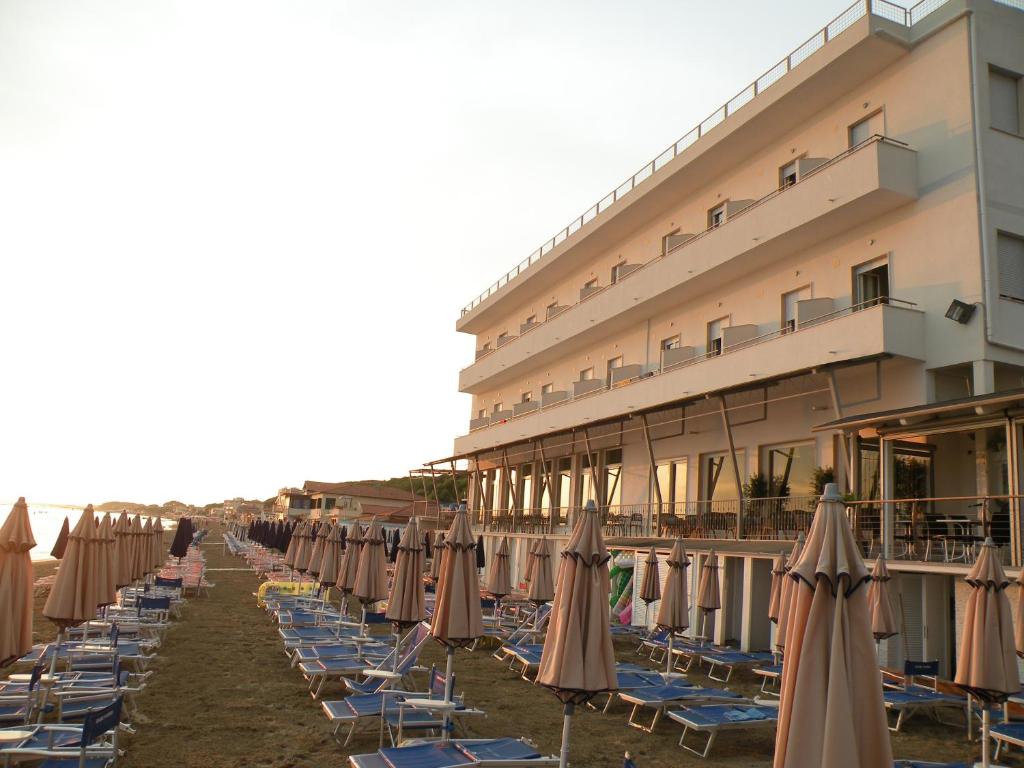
[581,427,601,511]
[472,457,488,531]
[537,440,555,534]
[641,414,663,538]
[501,447,519,528]
[718,396,745,539]
[1007,417,1021,567]
[880,438,894,559]
[827,369,854,495]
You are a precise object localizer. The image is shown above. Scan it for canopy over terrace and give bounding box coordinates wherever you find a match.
[814,387,1024,566]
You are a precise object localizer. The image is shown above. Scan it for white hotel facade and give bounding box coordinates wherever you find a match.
[435,0,1024,673]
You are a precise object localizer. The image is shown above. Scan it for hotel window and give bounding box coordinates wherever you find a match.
[853,258,890,308]
[557,457,572,524]
[524,314,537,326]
[849,110,884,147]
[603,449,623,509]
[518,464,534,513]
[492,402,504,414]
[761,442,816,497]
[480,342,491,352]
[477,409,486,419]
[998,232,1024,302]
[707,317,727,357]
[708,203,726,229]
[579,367,594,381]
[497,331,509,345]
[990,67,1022,135]
[662,228,681,256]
[662,335,681,350]
[654,457,688,515]
[325,497,336,510]
[781,286,811,332]
[541,383,554,395]
[701,450,745,502]
[606,355,623,386]
[779,160,798,189]
[611,262,626,284]
[521,391,532,403]
[576,453,596,509]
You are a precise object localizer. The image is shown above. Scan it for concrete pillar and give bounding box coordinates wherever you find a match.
[741,556,755,652]
[881,438,894,559]
[973,359,996,396]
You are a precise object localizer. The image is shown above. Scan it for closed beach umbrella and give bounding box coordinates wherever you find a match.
[96,513,117,607]
[655,538,690,674]
[150,517,164,572]
[774,533,804,652]
[1015,572,1024,658]
[695,550,720,643]
[44,504,104,673]
[114,512,133,589]
[867,556,898,642]
[0,498,36,667]
[338,523,347,550]
[527,537,554,606]
[336,522,363,594]
[423,530,431,560]
[476,534,485,571]
[141,518,155,579]
[307,523,326,579]
[430,506,484,735]
[50,516,70,560]
[954,538,1019,768]
[318,524,342,590]
[283,521,300,571]
[486,536,512,600]
[294,521,313,575]
[639,546,661,606]
[353,519,389,611]
[429,530,445,581]
[129,515,146,582]
[385,517,425,629]
[773,484,891,768]
[388,529,399,564]
[537,500,617,768]
[169,517,191,560]
[768,553,786,623]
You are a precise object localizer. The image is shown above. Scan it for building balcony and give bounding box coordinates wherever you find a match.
[460,136,918,394]
[454,299,925,455]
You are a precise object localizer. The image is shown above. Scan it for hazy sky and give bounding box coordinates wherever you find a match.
[0,0,860,506]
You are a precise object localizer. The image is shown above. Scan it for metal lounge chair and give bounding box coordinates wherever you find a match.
[618,683,742,732]
[390,670,486,744]
[347,737,558,767]
[666,704,778,758]
[696,650,775,683]
[0,696,123,768]
[307,624,430,701]
[753,664,783,697]
[882,661,967,734]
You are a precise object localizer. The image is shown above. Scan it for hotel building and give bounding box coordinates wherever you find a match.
[437,0,1024,673]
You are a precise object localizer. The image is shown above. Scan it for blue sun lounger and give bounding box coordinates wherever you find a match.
[347,737,558,767]
[666,704,777,758]
[893,762,970,767]
[594,670,669,713]
[618,683,742,732]
[882,661,968,734]
[697,650,774,682]
[307,624,430,700]
[753,664,783,696]
[0,697,123,768]
[989,721,1024,761]
[292,642,390,667]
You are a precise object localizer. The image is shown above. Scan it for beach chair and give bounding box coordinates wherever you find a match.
[666,704,778,758]
[308,624,430,700]
[893,763,971,767]
[0,696,123,767]
[882,661,967,733]
[0,666,46,725]
[753,664,783,697]
[697,650,775,683]
[390,670,486,744]
[593,670,669,713]
[618,683,742,732]
[347,737,558,767]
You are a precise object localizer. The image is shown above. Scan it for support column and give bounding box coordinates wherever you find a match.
[973,360,996,396]
[880,438,894,559]
[641,414,663,537]
[1007,418,1021,567]
[827,370,854,496]
[740,556,755,653]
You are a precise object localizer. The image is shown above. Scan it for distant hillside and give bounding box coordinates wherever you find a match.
[95,501,160,513]
[357,476,468,505]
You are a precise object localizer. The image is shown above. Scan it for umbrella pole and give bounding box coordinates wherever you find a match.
[982,704,991,768]
[48,629,63,677]
[442,645,455,741]
[665,633,674,676]
[558,702,574,768]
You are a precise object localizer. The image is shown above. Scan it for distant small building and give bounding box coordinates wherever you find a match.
[302,480,435,523]
[273,488,312,520]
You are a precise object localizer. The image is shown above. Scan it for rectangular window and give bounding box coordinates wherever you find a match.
[701,451,745,502]
[604,449,623,509]
[990,67,1022,135]
[761,442,817,497]
[492,402,503,414]
[521,391,532,403]
[611,263,626,284]
[525,314,537,325]
[708,203,726,229]
[849,110,884,147]
[579,367,594,381]
[707,317,728,357]
[662,229,681,256]
[477,409,486,419]
[584,277,598,289]
[781,286,811,333]
[541,383,554,395]
[325,497,336,510]
[998,231,1024,302]
[661,335,681,350]
[496,331,509,345]
[853,258,890,308]
[779,160,798,189]
[654,458,688,515]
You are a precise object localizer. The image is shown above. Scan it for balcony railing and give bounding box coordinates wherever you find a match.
[468,134,909,365]
[473,494,1023,565]
[458,0,988,318]
[467,295,916,433]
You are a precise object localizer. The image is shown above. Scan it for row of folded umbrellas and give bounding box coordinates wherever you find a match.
[0,498,199,668]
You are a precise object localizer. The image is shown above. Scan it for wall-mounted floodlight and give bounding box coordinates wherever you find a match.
[944,300,976,324]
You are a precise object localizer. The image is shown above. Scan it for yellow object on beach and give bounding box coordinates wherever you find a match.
[256,580,316,607]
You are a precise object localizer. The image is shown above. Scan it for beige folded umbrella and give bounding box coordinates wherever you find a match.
[774,533,804,652]
[141,518,155,579]
[96,513,118,608]
[150,517,164,573]
[524,537,539,584]
[306,523,326,580]
[354,519,389,632]
[527,537,554,606]
[336,522,363,618]
[129,515,146,582]
[283,520,301,571]
[430,506,484,735]
[768,553,786,623]
[867,555,898,643]
[317,523,342,591]
[385,517,425,630]
[486,536,512,600]
[773,484,891,768]
[113,512,133,589]
[537,500,617,768]
[655,538,690,674]
[639,546,661,606]
[695,550,720,643]
[0,498,37,667]
[429,530,445,581]
[954,538,1020,768]
[294,521,314,576]
[44,504,104,674]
